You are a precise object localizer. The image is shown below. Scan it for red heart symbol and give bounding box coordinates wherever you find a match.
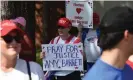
[75,66,78,69]
[76,8,82,14]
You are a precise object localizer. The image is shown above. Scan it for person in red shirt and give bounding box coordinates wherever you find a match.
[11,17,34,61]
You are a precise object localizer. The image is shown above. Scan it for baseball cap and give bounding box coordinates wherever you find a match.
[12,17,26,27]
[99,6,133,33]
[0,20,24,36]
[57,17,72,28]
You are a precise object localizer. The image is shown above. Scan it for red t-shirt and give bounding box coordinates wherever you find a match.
[126,60,133,69]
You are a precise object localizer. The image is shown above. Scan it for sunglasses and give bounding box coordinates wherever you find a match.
[2,35,22,43]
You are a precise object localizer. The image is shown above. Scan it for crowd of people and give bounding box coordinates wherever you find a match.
[0,6,133,80]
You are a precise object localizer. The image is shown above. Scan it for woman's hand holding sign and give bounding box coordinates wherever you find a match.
[40,52,45,59]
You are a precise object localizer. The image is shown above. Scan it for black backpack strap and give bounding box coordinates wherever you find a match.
[26,61,32,80]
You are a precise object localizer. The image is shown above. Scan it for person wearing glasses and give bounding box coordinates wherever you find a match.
[0,20,44,80]
[40,17,84,80]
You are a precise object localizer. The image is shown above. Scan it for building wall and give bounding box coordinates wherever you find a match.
[93,1,133,20]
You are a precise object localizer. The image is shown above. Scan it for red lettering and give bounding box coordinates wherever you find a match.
[73,3,84,7]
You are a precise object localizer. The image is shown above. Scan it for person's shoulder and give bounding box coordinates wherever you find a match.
[17,59,41,68]
[29,61,42,69]
[124,63,133,73]
[17,59,26,63]
[49,36,60,44]
[126,60,133,69]
[121,64,133,80]
[17,59,42,69]
[29,61,44,79]
[73,36,81,43]
[54,36,60,39]
[83,59,122,80]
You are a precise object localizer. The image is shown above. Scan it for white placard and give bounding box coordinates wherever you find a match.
[42,43,83,71]
[66,0,93,28]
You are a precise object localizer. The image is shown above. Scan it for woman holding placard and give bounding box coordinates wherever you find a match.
[40,17,84,80]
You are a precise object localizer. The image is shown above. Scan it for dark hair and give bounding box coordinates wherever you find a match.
[98,6,133,51]
[98,31,124,50]
[69,27,79,36]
